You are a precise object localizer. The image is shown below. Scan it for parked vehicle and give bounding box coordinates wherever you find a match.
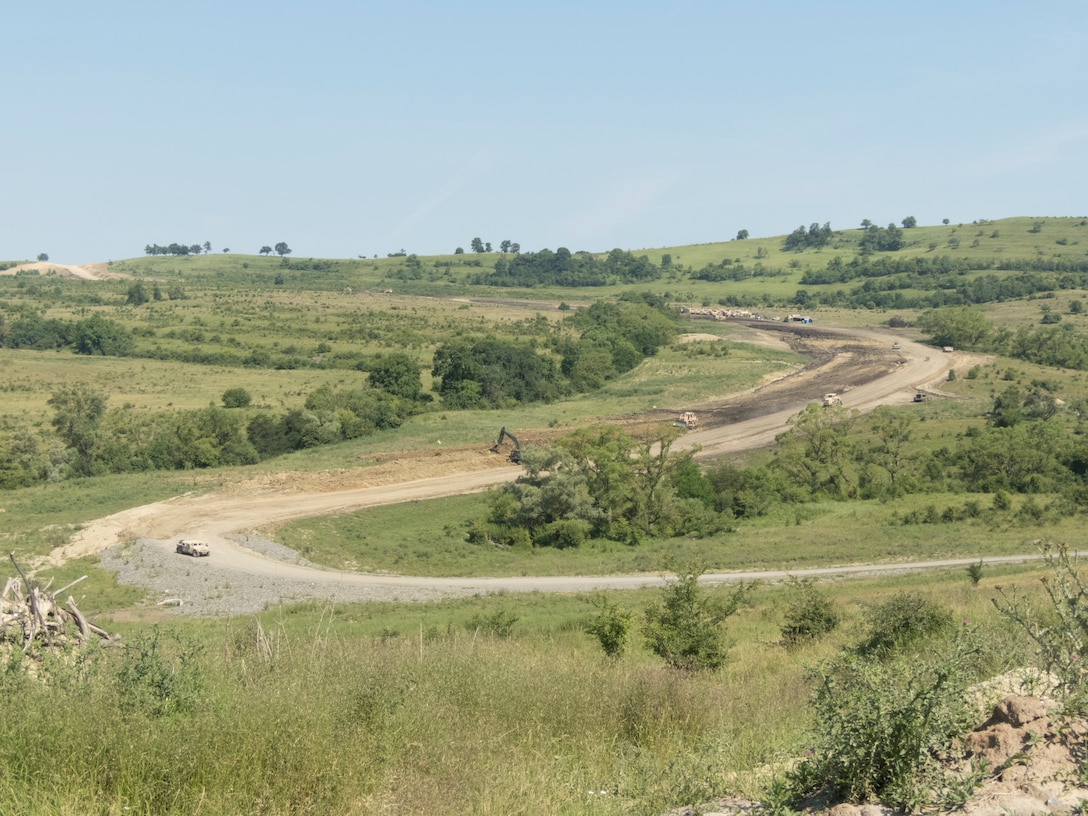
[176,539,210,557]
[822,393,843,407]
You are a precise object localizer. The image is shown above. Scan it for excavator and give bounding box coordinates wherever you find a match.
[490,426,522,463]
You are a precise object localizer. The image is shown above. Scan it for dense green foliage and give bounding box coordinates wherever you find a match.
[478,246,663,287]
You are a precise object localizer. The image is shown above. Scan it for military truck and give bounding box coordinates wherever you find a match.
[176,539,210,557]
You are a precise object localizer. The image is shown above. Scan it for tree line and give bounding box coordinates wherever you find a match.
[471,388,1088,553]
[473,247,663,287]
[0,299,678,488]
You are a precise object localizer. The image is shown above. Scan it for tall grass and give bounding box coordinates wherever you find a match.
[2,566,1042,816]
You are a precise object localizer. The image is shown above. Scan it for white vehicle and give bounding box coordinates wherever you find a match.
[176,539,210,557]
[822,393,843,407]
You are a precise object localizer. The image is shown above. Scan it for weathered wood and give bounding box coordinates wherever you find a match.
[65,597,91,641]
[1,558,111,651]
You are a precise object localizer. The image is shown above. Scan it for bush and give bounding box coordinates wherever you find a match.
[780,577,840,646]
[782,632,981,811]
[643,566,752,671]
[856,591,952,656]
[585,596,634,657]
[995,542,1088,711]
[221,387,252,408]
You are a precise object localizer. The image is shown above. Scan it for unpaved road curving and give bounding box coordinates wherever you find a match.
[48,322,991,615]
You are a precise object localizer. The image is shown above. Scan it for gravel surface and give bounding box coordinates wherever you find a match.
[98,535,477,617]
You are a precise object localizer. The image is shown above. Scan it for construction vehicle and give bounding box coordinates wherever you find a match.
[822,393,843,407]
[892,342,901,351]
[490,426,522,463]
[673,411,698,430]
[176,539,210,557]
[913,391,928,403]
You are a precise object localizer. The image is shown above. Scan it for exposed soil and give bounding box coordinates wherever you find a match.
[1,261,125,279]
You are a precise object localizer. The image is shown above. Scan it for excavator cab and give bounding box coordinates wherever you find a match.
[491,426,522,463]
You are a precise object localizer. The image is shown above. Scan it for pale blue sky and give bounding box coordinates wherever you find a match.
[4,1,1086,265]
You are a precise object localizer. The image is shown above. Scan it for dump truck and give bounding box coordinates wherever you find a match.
[822,393,843,407]
[176,539,210,557]
[673,411,698,430]
[490,427,522,463]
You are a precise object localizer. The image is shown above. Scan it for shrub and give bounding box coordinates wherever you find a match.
[995,542,1088,711]
[221,387,252,408]
[780,577,840,646]
[856,591,952,656]
[643,566,752,671]
[585,596,634,657]
[782,632,981,811]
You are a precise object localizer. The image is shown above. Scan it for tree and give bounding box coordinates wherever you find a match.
[643,565,751,671]
[222,248,230,253]
[499,240,512,253]
[221,387,252,408]
[37,253,48,262]
[203,241,212,254]
[902,216,917,228]
[259,246,272,256]
[916,307,991,350]
[126,281,150,306]
[274,242,292,258]
[510,242,520,254]
[73,315,134,356]
[470,237,485,253]
[736,229,749,240]
[367,353,422,400]
[48,384,107,471]
[774,402,857,497]
[454,247,464,254]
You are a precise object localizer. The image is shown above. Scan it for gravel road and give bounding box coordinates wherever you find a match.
[59,323,986,617]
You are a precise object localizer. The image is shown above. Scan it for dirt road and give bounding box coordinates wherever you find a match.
[48,322,984,612]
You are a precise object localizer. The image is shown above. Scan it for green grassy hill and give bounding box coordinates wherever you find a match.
[5,216,1088,814]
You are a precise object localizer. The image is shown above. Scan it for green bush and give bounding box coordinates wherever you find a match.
[995,542,1088,711]
[221,386,252,408]
[856,591,953,657]
[585,596,634,657]
[643,566,752,671]
[780,632,981,811]
[780,577,840,647]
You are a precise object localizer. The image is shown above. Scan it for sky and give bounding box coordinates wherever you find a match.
[3,1,1087,265]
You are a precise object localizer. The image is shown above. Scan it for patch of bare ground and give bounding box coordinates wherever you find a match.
[0,261,126,279]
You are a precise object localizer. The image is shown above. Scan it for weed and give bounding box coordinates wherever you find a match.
[790,629,981,811]
[995,542,1088,711]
